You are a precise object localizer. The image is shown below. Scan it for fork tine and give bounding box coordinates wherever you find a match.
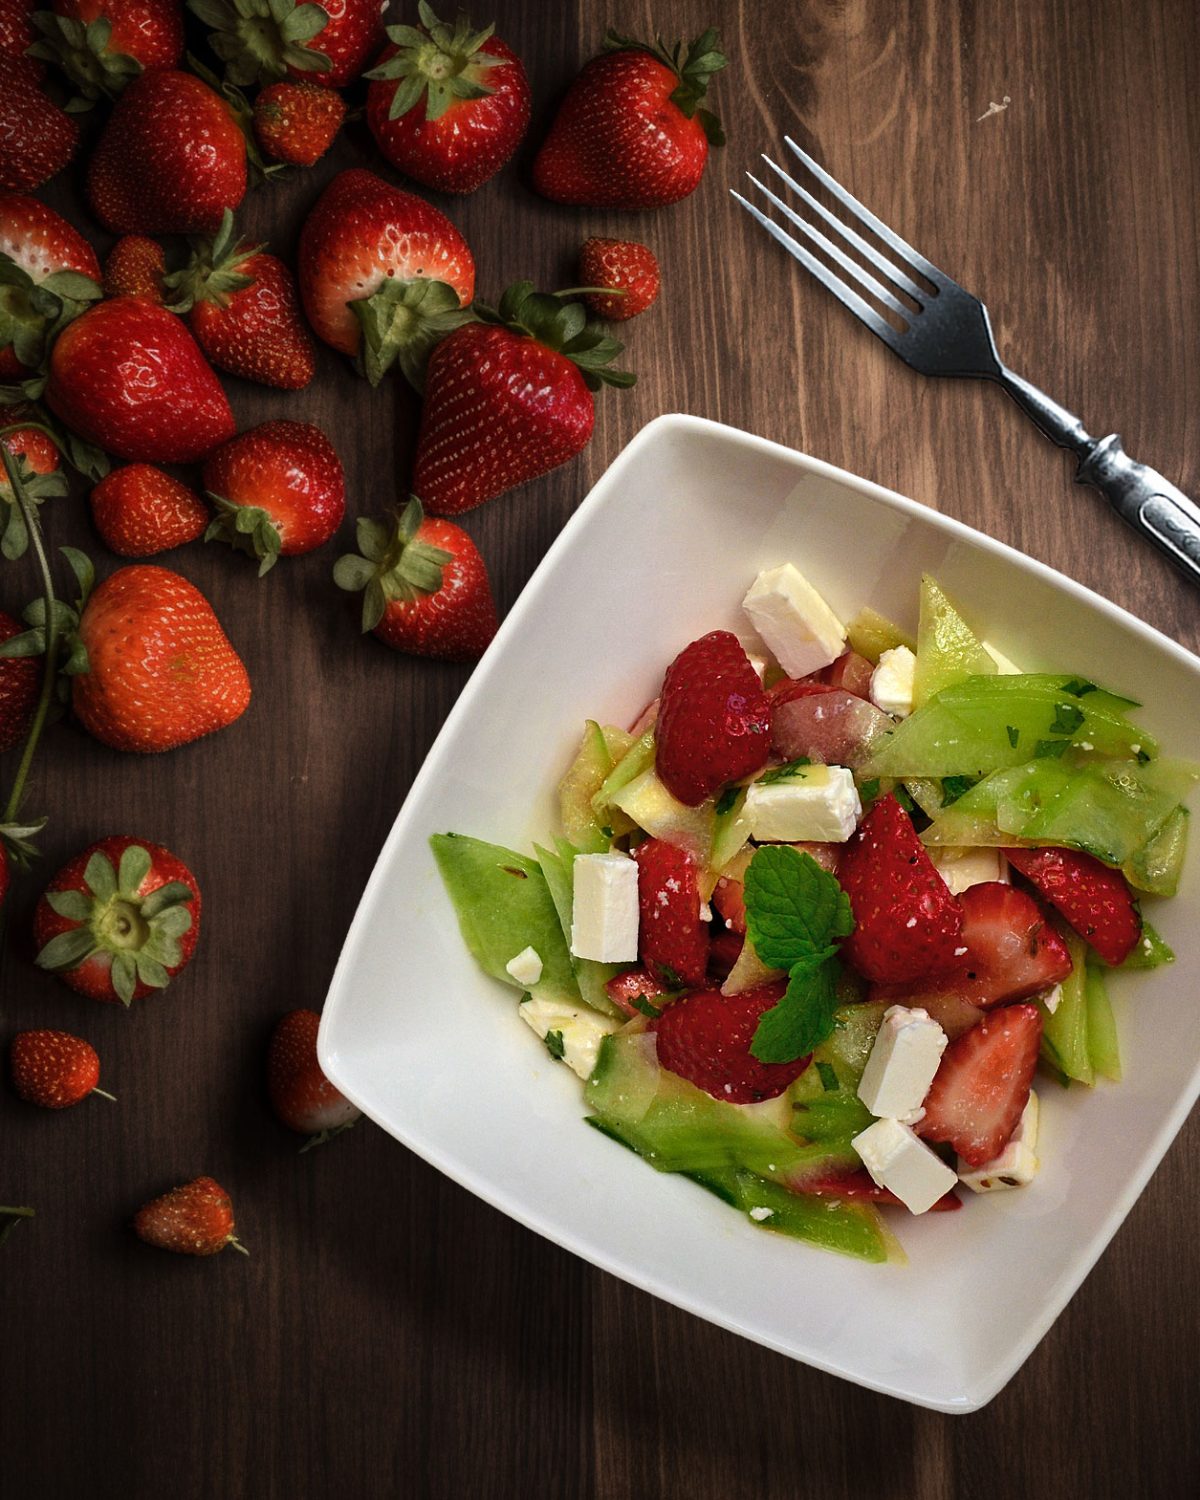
[760,155,926,301]
[730,190,902,351]
[746,172,913,318]
[783,137,948,286]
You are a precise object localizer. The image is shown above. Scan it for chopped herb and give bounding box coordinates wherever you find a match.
[600,825,613,839]
[1062,678,1097,697]
[656,964,682,988]
[631,995,663,1019]
[816,1061,839,1092]
[941,775,980,806]
[893,785,916,814]
[1034,738,1070,759]
[1135,748,1151,765]
[544,1030,565,1061]
[757,756,812,785]
[1006,725,1020,748]
[715,785,741,816]
[858,777,881,805]
[1050,702,1085,736]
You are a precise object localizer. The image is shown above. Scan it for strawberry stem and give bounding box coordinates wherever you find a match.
[0,1205,35,1247]
[91,1087,118,1103]
[228,1235,250,1256]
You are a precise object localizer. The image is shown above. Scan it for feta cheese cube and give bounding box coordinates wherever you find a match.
[958,1091,1040,1192]
[857,1005,948,1123]
[518,997,620,1081]
[744,764,861,843]
[930,846,1010,895]
[1040,983,1063,1016]
[982,641,1022,675]
[505,946,543,987]
[742,563,846,679]
[869,645,917,719]
[851,1117,958,1214]
[570,852,639,962]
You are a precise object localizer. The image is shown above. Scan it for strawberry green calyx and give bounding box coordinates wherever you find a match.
[27,12,143,104]
[0,543,93,680]
[162,210,261,315]
[350,276,474,391]
[35,844,194,1006]
[364,1,504,122]
[0,448,68,562]
[475,282,636,391]
[333,498,452,633]
[0,1206,35,1248]
[187,0,333,86]
[603,26,727,144]
[0,252,102,376]
[203,493,284,576]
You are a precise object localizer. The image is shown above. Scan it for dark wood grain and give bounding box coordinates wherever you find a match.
[3,2,1198,1496]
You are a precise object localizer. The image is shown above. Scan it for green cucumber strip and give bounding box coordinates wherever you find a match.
[1119,921,1175,970]
[1084,962,1121,1081]
[730,1171,893,1263]
[912,576,996,707]
[591,727,655,817]
[1039,930,1092,1085]
[557,721,614,853]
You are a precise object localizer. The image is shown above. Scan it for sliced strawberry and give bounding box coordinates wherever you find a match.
[653,982,807,1103]
[770,685,892,767]
[633,838,709,987]
[917,1003,1042,1167]
[838,794,964,984]
[792,841,841,875]
[1005,846,1141,966]
[655,631,771,806]
[821,650,875,699]
[706,928,743,982]
[802,1168,961,1211]
[605,966,675,1018]
[711,871,747,934]
[955,882,1073,1004]
[867,987,985,1041]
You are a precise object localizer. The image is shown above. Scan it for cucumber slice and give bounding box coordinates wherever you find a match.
[591,727,655,819]
[609,766,714,864]
[1039,931,1092,1085]
[558,721,614,853]
[730,1170,896,1263]
[1124,805,1189,896]
[710,787,752,876]
[912,576,996,707]
[1119,921,1175,969]
[1085,962,1121,1081]
[846,605,916,663]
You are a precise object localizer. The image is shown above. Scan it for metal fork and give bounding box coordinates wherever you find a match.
[734,139,1200,588]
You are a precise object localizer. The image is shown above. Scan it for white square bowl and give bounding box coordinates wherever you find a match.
[318,414,1200,1413]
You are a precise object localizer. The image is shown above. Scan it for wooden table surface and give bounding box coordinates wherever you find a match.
[3,2,1198,1495]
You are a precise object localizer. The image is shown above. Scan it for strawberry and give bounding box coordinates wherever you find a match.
[917,1003,1042,1167]
[802,1168,961,1211]
[1,0,41,72]
[837,793,965,984]
[72,564,251,751]
[193,0,383,89]
[706,927,743,982]
[89,464,208,557]
[633,836,709,987]
[252,78,344,166]
[202,420,344,574]
[579,238,660,322]
[0,192,101,377]
[27,1,184,101]
[0,58,78,192]
[0,605,39,749]
[10,1028,115,1107]
[654,982,808,1103]
[164,210,316,390]
[33,834,200,1004]
[604,965,675,1018]
[267,1008,361,1147]
[87,69,246,235]
[1,425,66,559]
[46,298,235,463]
[413,282,633,516]
[1005,846,1142,966]
[770,683,893,766]
[133,1175,246,1256]
[711,870,747,934]
[365,3,531,195]
[102,235,166,303]
[532,28,726,209]
[654,631,771,806]
[297,167,475,386]
[820,650,875,698]
[334,496,497,661]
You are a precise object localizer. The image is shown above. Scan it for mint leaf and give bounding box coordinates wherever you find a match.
[544,1030,565,1061]
[1050,702,1085,736]
[630,995,662,1019]
[1034,738,1070,759]
[742,845,854,971]
[816,1061,839,1092]
[1006,725,1020,748]
[941,775,979,806]
[750,960,842,1063]
[714,785,741,815]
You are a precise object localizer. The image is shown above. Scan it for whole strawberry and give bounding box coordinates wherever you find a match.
[0,605,40,750]
[203,420,343,574]
[654,631,771,806]
[654,982,810,1104]
[87,69,247,235]
[34,835,200,1004]
[333,496,498,661]
[1,425,67,559]
[10,1029,115,1107]
[90,464,208,556]
[297,167,475,386]
[71,564,251,751]
[1,0,40,70]
[633,837,709,986]
[192,0,384,89]
[580,237,660,321]
[133,1175,246,1256]
[365,3,531,194]
[267,1008,361,1148]
[253,78,344,166]
[102,234,166,303]
[0,56,78,192]
[413,282,633,516]
[533,28,726,209]
[0,192,102,377]
[28,1,184,101]
[46,298,235,463]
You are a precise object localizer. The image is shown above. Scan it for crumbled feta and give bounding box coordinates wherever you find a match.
[505,945,543,987]
[518,997,620,1081]
[748,1206,774,1222]
[1040,983,1063,1015]
[930,846,1011,895]
[857,1005,948,1123]
[870,645,917,719]
[570,852,639,962]
[851,1117,958,1214]
[742,563,846,679]
[744,764,861,843]
[958,1091,1040,1192]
